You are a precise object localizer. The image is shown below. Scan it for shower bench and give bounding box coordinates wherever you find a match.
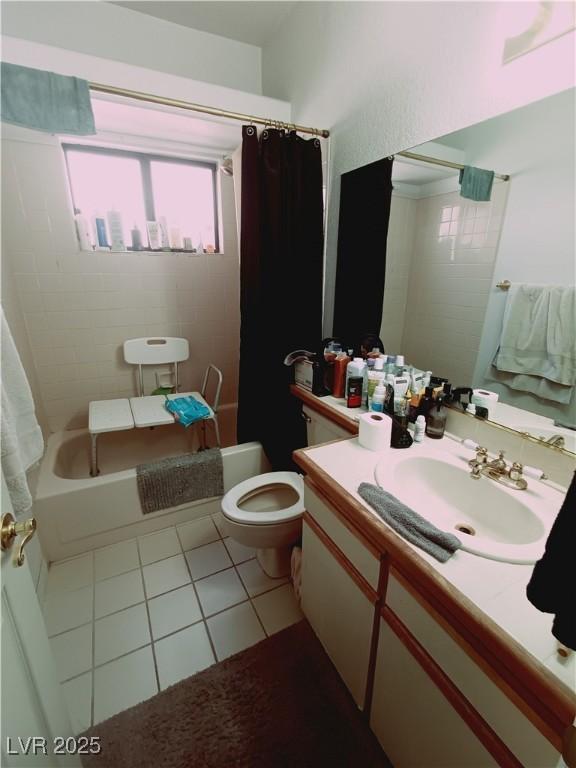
[88,337,222,476]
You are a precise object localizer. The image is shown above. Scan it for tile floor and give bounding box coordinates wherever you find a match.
[42,513,303,733]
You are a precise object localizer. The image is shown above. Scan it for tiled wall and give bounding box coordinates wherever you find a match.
[401,183,507,388]
[2,129,240,433]
[379,194,416,354]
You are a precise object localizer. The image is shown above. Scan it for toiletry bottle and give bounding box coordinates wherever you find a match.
[418,386,435,419]
[391,394,413,449]
[74,209,92,250]
[131,224,143,251]
[384,374,395,415]
[414,414,426,443]
[425,396,447,439]
[159,217,171,251]
[346,357,366,403]
[94,212,109,248]
[395,354,405,374]
[147,221,160,250]
[422,370,432,389]
[367,357,385,409]
[107,209,126,251]
[371,383,386,413]
[332,351,351,399]
[347,376,364,408]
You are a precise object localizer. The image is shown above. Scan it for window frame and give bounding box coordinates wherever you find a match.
[62,143,220,252]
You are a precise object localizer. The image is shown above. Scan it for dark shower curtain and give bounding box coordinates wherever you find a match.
[237,126,324,469]
[332,157,394,347]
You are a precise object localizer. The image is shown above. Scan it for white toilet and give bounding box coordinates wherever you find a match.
[221,471,305,578]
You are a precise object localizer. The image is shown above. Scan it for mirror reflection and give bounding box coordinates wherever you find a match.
[343,90,576,453]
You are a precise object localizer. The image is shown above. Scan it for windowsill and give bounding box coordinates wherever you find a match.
[79,249,226,256]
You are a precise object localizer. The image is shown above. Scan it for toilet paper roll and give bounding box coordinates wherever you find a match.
[358,412,393,452]
[471,389,499,419]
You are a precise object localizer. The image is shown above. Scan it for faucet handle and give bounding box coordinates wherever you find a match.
[509,461,523,481]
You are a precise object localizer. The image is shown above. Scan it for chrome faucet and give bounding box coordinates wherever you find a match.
[468,448,528,490]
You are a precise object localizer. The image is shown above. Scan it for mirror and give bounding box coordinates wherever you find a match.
[344,89,575,454]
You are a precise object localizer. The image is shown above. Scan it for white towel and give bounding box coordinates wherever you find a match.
[492,284,576,404]
[1,307,44,516]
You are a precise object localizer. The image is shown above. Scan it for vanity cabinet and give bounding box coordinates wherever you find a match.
[300,481,566,767]
[370,618,497,767]
[301,519,375,707]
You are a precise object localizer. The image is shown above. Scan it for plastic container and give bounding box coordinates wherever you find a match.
[370,383,386,412]
[413,415,426,442]
[426,397,447,439]
[347,376,364,408]
[332,352,351,398]
[367,357,386,409]
[346,358,366,401]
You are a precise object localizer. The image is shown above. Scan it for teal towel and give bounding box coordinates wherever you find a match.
[164,396,210,428]
[459,165,495,202]
[1,62,95,135]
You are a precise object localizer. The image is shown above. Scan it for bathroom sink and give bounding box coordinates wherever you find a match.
[374,452,557,564]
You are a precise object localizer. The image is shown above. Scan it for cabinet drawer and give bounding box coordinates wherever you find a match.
[386,573,561,766]
[304,484,380,591]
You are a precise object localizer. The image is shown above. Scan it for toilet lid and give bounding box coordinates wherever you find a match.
[222,471,305,526]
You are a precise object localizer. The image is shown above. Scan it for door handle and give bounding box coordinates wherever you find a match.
[1,512,37,567]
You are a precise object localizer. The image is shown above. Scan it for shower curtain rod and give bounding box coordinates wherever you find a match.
[88,81,330,138]
[397,150,510,181]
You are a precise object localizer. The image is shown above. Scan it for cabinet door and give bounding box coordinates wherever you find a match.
[301,520,375,708]
[304,406,351,445]
[370,618,498,768]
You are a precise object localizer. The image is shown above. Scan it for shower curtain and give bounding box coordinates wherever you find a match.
[332,157,394,347]
[237,126,324,469]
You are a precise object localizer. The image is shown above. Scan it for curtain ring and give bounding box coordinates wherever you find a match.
[246,125,256,137]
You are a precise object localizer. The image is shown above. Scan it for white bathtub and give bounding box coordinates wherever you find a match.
[35,414,270,562]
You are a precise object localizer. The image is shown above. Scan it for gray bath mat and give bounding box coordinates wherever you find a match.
[136,448,224,514]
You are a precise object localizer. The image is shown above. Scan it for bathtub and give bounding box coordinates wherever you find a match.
[35,410,270,562]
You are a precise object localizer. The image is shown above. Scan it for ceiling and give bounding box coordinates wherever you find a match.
[112,1,297,46]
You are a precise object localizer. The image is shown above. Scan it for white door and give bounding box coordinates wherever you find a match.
[1,473,81,766]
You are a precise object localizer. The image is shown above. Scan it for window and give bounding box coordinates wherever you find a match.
[63,144,219,252]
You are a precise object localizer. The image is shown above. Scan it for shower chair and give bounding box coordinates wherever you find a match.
[88,337,223,476]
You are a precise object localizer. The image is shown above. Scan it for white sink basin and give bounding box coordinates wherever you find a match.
[374,449,559,564]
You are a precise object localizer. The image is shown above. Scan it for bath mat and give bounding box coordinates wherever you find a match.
[80,620,391,768]
[136,448,223,514]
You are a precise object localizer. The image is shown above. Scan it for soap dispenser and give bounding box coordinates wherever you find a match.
[425,395,447,439]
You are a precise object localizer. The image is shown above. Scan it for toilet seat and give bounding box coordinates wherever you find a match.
[222,471,304,526]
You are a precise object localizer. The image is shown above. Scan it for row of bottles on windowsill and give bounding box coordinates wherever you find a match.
[74,209,215,253]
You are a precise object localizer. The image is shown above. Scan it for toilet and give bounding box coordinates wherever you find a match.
[221,471,305,578]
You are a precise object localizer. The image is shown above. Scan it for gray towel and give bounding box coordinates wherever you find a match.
[358,482,461,563]
[1,62,95,135]
[459,165,494,201]
[137,448,223,515]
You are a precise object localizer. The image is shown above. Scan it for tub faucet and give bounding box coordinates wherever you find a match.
[544,434,565,449]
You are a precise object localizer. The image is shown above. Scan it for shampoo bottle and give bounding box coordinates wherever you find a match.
[367,357,385,408]
[370,383,386,412]
[332,352,351,399]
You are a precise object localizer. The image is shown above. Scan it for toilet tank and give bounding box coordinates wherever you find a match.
[303,406,351,446]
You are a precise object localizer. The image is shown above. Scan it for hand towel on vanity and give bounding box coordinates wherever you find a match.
[358,482,462,563]
[526,472,576,650]
[1,307,44,516]
[136,448,223,514]
[492,284,576,404]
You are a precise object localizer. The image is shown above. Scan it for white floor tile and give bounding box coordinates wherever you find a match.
[185,541,232,581]
[138,527,181,566]
[236,559,287,598]
[142,554,190,599]
[50,624,93,682]
[46,554,93,596]
[43,585,93,637]
[207,602,265,661]
[61,673,92,734]
[223,537,256,565]
[94,540,140,581]
[177,517,220,551]
[211,511,227,536]
[148,584,202,640]
[93,646,157,724]
[95,569,145,619]
[195,567,248,617]
[94,603,150,666]
[155,623,215,690]
[252,584,303,635]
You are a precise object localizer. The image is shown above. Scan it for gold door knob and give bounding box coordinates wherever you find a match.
[1,512,37,567]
